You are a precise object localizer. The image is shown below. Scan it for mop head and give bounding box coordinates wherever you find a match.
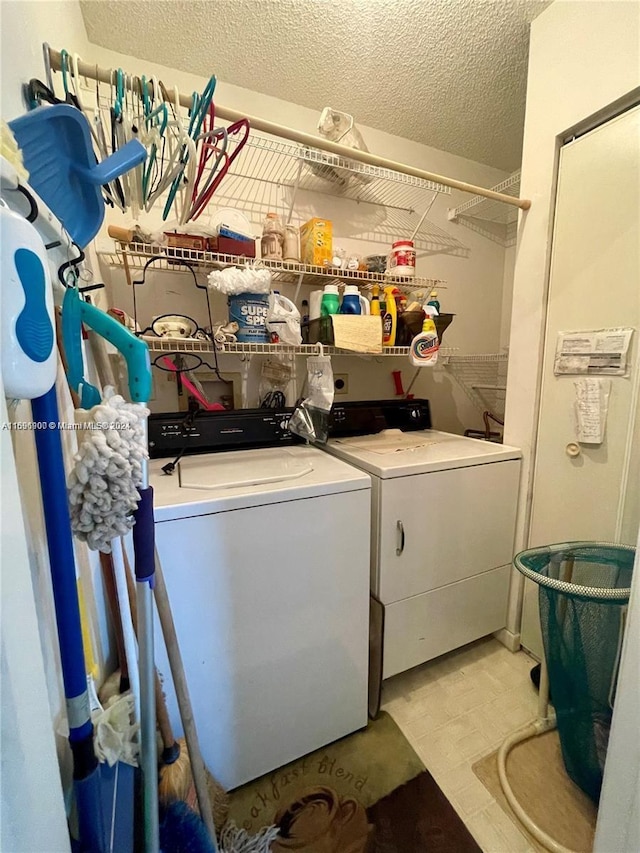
[67,387,149,552]
[160,805,278,853]
[219,822,279,853]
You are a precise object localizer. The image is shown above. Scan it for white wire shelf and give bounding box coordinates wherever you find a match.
[201,131,460,254]
[443,352,509,415]
[142,335,457,359]
[447,172,521,249]
[448,172,521,224]
[98,242,447,294]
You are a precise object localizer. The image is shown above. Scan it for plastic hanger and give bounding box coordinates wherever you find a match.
[190,118,250,221]
[189,119,230,220]
[162,77,216,220]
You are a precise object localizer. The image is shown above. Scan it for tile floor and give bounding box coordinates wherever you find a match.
[382,636,540,853]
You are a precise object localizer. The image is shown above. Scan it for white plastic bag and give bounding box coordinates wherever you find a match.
[288,354,334,444]
[266,293,302,345]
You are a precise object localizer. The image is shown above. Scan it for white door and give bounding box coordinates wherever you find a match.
[522,106,640,656]
[153,489,370,790]
[377,461,520,604]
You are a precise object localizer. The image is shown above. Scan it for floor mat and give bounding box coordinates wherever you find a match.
[227,711,480,852]
[473,729,597,852]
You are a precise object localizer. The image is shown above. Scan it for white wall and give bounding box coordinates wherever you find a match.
[594,526,640,853]
[503,5,640,843]
[0,0,90,119]
[0,387,70,853]
[503,0,640,636]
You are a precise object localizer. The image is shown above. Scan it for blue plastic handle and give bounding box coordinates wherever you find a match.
[74,138,147,186]
[79,302,152,403]
[62,286,101,408]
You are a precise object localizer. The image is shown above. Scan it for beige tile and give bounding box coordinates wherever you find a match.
[451,778,495,818]
[383,638,544,851]
[467,802,531,853]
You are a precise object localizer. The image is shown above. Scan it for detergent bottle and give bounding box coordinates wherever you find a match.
[382,286,400,346]
[427,289,441,315]
[370,285,381,316]
[409,311,439,367]
[320,284,340,316]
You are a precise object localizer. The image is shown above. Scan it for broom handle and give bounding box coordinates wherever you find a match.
[99,552,130,689]
[121,544,177,749]
[153,550,217,847]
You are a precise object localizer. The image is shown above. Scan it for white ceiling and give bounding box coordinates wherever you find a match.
[80,0,551,171]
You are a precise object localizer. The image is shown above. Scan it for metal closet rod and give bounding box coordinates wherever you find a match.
[47,47,531,212]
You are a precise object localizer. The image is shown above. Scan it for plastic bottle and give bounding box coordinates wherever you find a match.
[370,285,381,316]
[340,285,366,315]
[261,213,284,260]
[301,299,309,324]
[409,314,439,367]
[382,285,399,346]
[284,224,300,261]
[427,289,441,315]
[320,284,340,316]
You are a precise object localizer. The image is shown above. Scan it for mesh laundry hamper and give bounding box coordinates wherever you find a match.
[515,542,635,803]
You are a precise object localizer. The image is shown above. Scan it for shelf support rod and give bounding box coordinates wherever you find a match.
[46,47,532,212]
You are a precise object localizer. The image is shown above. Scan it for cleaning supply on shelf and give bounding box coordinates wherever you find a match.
[300,217,333,266]
[382,286,400,346]
[339,284,368,315]
[283,224,300,261]
[409,313,440,367]
[387,239,416,279]
[427,289,441,314]
[228,293,271,343]
[266,292,302,345]
[261,212,285,260]
[370,285,381,316]
[320,283,340,316]
[301,299,310,324]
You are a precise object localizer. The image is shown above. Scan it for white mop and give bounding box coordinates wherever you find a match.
[67,387,149,552]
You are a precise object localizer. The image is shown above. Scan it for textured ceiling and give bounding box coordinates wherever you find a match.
[80,0,551,171]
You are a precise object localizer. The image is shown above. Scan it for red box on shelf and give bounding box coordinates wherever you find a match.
[208,235,256,258]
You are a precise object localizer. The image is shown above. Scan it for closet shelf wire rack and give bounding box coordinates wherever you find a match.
[447,172,521,248]
[141,335,458,359]
[98,242,447,294]
[441,351,509,416]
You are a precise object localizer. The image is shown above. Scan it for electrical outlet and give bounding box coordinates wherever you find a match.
[334,374,349,395]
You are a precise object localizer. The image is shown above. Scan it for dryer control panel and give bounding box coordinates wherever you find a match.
[148,408,299,458]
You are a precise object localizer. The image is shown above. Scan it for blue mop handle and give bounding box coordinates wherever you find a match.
[31,389,96,772]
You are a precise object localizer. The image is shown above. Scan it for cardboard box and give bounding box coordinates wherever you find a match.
[299,218,333,267]
[164,232,209,251]
[208,235,256,258]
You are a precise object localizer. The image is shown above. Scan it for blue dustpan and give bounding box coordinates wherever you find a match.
[10,105,146,248]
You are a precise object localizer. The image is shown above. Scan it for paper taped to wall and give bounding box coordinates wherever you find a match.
[554,328,634,375]
[573,377,611,444]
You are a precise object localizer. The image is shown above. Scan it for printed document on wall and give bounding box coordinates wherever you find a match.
[573,378,611,444]
[554,328,634,375]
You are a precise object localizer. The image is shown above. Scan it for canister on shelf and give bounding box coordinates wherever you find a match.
[284,224,300,261]
[261,212,285,260]
[387,239,416,278]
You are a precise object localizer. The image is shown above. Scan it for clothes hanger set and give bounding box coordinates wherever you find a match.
[29,49,250,224]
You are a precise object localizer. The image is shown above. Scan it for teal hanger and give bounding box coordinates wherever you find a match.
[162,75,217,220]
[62,280,101,409]
[114,68,125,119]
[142,101,169,203]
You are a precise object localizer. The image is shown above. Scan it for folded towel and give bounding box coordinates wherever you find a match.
[331,315,383,353]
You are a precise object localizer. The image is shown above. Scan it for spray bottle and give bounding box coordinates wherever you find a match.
[409,304,439,367]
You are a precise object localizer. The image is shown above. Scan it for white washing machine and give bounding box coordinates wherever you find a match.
[324,400,522,679]
[146,409,371,790]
